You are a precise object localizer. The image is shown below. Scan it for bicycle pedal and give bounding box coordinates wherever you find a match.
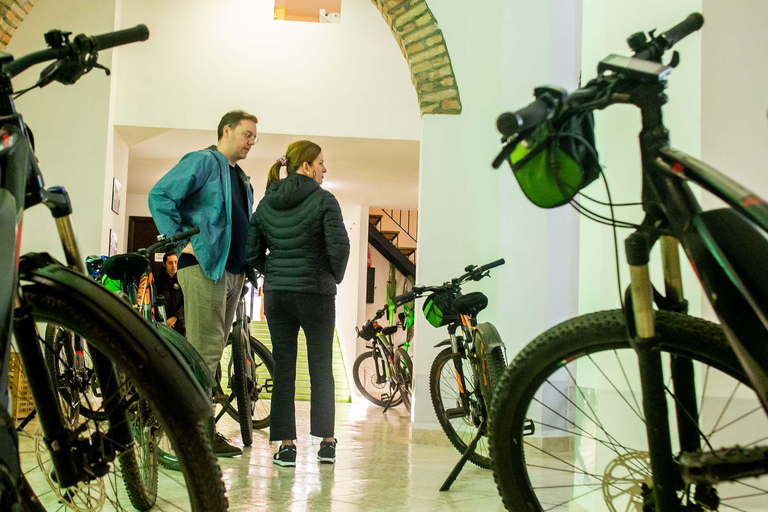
[445,407,469,419]
[212,393,230,405]
[680,445,768,485]
[264,378,273,393]
[523,419,536,436]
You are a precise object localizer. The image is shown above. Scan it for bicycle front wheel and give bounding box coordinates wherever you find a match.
[430,347,491,468]
[22,278,227,512]
[230,322,253,446]
[490,309,768,512]
[225,335,274,430]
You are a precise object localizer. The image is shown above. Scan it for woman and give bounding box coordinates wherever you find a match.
[246,140,350,467]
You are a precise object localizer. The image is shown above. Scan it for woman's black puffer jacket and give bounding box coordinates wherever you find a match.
[245,172,350,295]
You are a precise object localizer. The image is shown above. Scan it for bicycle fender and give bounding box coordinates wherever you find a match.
[475,322,505,350]
[19,256,212,422]
[154,322,217,389]
[433,339,452,348]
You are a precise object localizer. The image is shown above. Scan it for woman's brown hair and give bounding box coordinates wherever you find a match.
[266,140,322,189]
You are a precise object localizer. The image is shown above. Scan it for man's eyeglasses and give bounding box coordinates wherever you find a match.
[242,131,258,143]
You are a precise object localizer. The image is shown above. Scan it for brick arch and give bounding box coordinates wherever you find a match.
[0,0,36,49]
[371,0,461,115]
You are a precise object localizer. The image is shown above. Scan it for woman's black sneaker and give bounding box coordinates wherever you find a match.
[273,444,297,467]
[317,439,337,464]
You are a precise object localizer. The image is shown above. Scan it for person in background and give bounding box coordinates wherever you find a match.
[148,109,258,458]
[246,140,349,467]
[155,252,185,336]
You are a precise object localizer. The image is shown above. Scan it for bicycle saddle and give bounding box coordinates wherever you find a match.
[381,325,399,336]
[453,292,488,317]
[102,253,148,281]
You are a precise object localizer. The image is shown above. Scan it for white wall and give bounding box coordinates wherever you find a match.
[9,0,119,259]
[578,0,703,317]
[114,0,421,141]
[411,0,583,431]
[701,0,768,319]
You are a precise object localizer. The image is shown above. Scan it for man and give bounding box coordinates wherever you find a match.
[155,252,185,336]
[148,110,258,457]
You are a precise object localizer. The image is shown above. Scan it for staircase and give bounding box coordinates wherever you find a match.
[250,321,351,403]
[368,209,417,278]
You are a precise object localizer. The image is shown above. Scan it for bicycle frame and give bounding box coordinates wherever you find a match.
[620,79,768,510]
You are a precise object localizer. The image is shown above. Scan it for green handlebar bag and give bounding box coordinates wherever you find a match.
[507,112,600,209]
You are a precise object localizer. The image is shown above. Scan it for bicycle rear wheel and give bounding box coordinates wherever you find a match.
[353,349,402,407]
[394,347,413,413]
[489,309,768,511]
[22,278,227,512]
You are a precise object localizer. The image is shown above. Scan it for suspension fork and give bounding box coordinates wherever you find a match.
[626,232,679,511]
[13,294,80,487]
[661,236,701,454]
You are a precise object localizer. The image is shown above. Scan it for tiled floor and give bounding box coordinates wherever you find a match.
[17,400,506,511]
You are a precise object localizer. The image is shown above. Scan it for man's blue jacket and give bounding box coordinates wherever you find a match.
[148,147,254,282]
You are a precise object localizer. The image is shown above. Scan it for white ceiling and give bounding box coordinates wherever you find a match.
[118,126,420,210]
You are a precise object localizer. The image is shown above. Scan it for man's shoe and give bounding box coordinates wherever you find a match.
[317,438,336,464]
[213,432,242,458]
[273,444,297,467]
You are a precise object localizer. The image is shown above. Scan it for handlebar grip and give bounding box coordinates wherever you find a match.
[497,98,551,138]
[91,24,149,51]
[660,13,704,49]
[171,227,200,242]
[395,291,415,304]
[481,258,506,271]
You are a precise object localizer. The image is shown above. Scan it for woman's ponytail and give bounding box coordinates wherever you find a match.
[266,162,282,190]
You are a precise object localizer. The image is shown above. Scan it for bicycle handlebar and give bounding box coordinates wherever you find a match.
[91,25,149,52]
[2,24,149,78]
[144,227,200,256]
[635,13,703,62]
[397,258,506,303]
[495,13,704,140]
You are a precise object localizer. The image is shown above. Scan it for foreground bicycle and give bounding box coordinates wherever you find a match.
[397,259,509,489]
[353,303,413,413]
[0,26,227,511]
[490,13,768,511]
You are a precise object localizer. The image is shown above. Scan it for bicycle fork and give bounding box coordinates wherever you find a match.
[627,233,691,511]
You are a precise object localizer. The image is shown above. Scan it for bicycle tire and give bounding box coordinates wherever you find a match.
[119,398,158,510]
[430,347,492,468]
[156,428,181,471]
[225,336,274,430]
[353,350,402,407]
[22,280,227,512]
[394,347,413,413]
[230,322,253,446]
[489,309,767,512]
[474,322,506,407]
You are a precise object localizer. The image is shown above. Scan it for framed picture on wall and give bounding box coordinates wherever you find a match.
[111,178,121,214]
[109,229,118,256]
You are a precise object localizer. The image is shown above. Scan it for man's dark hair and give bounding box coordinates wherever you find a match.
[217,110,259,140]
[162,252,176,265]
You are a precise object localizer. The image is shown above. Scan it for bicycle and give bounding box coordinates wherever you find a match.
[489,12,768,512]
[213,277,275,447]
[353,303,413,413]
[0,26,227,511]
[396,259,509,489]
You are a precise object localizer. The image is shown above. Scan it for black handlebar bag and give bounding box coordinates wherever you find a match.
[422,291,457,328]
[506,112,600,208]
